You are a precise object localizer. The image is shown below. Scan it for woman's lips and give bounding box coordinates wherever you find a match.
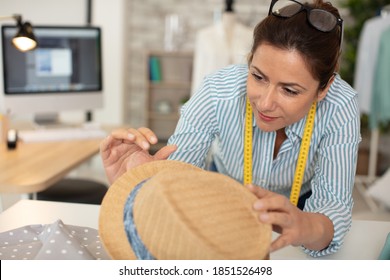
[258,112,277,122]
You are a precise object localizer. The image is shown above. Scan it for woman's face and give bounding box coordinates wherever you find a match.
[247,43,330,132]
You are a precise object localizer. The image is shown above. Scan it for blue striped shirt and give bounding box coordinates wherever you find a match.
[168,64,361,257]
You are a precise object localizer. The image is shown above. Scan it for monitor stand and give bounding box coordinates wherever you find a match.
[33,113,60,126]
[33,113,79,129]
[33,112,92,129]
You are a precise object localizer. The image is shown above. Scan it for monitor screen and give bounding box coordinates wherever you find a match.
[1,25,103,118]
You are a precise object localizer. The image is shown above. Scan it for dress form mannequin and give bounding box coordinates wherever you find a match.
[221,11,236,49]
[222,0,235,45]
[191,1,252,95]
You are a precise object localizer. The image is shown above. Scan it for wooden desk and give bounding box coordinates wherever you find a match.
[0,139,103,194]
[1,200,389,260]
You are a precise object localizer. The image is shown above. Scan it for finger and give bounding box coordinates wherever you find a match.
[153,145,177,160]
[99,135,112,155]
[253,193,292,212]
[257,211,291,229]
[269,235,290,253]
[247,184,272,199]
[125,128,153,150]
[111,128,136,141]
[100,135,121,158]
[138,127,158,144]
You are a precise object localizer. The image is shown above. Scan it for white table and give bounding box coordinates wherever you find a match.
[0,200,100,230]
[1,200,389,260]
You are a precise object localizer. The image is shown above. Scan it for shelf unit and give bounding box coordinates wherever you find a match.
[146,50,193,141]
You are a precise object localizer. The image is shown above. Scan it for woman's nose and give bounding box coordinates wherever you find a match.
[258,87,277,111]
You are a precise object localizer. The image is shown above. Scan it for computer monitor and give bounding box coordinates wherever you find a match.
[1,25,103,124]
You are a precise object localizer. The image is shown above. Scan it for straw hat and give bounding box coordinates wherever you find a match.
[99,160,271,260]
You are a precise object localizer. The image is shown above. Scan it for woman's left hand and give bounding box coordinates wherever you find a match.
[247,184,334,253]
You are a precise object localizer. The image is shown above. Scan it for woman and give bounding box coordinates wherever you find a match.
[100,0,360,257]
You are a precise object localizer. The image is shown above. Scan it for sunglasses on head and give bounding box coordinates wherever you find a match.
[268,0,343,47]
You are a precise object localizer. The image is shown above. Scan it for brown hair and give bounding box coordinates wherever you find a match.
[248,0,342,89]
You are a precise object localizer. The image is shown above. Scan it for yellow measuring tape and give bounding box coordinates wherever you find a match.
[243,100,253,186]
[244,100,317,206]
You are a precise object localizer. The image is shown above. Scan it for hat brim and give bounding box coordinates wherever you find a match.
[99,160,201,260]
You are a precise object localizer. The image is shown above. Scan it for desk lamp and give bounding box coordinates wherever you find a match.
[0,14,37,52]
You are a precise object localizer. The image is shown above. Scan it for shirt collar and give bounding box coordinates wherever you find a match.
[285,115,306,140]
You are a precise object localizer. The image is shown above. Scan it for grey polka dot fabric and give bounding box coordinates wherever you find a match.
[0,220,110,260]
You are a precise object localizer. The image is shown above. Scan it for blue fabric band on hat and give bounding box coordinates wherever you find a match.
[123,179,156,260]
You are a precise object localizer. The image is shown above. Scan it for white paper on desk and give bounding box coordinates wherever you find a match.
[367,168,390,208]
[0,219,110,260]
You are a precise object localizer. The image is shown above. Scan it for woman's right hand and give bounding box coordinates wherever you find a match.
[100,127,177,184]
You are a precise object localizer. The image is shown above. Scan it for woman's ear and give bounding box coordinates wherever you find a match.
[317,74,336,102]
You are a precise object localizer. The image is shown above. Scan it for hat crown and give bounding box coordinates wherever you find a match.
[135,168,271,259]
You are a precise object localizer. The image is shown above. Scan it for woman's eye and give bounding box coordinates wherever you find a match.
[251,72,263,81]
[283,87,299,95]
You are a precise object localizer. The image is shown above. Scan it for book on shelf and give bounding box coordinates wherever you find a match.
[149,56,162,82]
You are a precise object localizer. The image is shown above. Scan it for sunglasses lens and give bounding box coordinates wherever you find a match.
[272,0,302,17]
[309,9,337,32]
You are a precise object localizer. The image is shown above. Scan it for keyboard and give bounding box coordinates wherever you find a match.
[18,127,108,143]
